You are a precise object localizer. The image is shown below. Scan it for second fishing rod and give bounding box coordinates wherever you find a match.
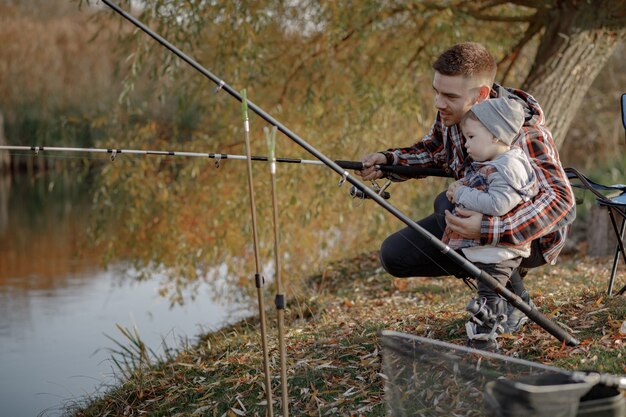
[101,0,579,349]
[0,145,449,200]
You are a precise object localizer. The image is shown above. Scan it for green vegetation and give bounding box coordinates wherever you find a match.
[1,1,624,304]
[1,6,625,413]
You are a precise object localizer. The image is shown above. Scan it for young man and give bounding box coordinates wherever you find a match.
[357,42,575,334]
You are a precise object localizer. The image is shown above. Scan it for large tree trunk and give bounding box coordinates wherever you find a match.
[586,205,619,257]
[522,0,626,148]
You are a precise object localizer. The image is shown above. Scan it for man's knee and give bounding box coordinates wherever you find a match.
[433,191,452,230]
[434,190,453,214]
[379,236,408,277]
[519,239,546,270]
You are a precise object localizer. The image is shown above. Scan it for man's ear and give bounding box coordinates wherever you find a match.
[475,85,491,103]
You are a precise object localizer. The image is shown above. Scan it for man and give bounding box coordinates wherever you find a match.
[357,42,575,336]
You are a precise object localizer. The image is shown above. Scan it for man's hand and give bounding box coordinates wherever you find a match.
[444,207,482,239]
[356,152,387,181]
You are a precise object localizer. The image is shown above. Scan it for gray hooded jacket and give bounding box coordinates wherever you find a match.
[454,147,538,216]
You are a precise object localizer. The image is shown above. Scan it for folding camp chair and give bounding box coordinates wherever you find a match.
[565,167,626,295]
[562,93,626,296]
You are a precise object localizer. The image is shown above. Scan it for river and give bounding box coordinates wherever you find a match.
[0,171,251,417]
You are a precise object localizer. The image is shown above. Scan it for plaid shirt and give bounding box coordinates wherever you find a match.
[383,85,576,265]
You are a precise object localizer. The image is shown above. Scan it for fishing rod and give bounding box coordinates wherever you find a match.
[265,125,289,416]
[0,145,447,200]
[0,145,447,176]
[240,90,274,416]
[101,0,579,347]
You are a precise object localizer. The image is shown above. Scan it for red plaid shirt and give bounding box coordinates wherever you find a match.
[382,85,576,265]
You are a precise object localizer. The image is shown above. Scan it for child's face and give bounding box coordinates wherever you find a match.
[461,118,502,162]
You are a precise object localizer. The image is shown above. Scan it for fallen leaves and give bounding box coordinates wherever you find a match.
[73,252,626,416]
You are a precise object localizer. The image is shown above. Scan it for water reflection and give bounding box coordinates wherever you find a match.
[0,174,9,234]
[0,171,97,287]
[0,171,251,417]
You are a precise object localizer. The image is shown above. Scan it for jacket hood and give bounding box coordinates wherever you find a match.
[491,84,546,130]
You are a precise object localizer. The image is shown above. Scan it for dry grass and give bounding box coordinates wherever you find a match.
[66,250,626,416]
[0,2,118,117]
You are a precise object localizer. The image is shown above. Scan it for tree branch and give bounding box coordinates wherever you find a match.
[498,17,543,84]
[463,11,533,22]
[454,0,536,22]
[505,0,553,10]
[475,0,514,12]
[276,4,422,105]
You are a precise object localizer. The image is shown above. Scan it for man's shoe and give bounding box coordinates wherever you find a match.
[506,291,535,333]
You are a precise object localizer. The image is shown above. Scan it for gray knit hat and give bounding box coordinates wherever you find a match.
[468,98,525,145]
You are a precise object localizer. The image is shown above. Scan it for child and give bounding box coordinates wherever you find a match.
[442,97,538,350]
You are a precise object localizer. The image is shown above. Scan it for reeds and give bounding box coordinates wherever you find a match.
[0,1,120,146]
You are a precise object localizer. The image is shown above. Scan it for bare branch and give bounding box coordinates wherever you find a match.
[463,11,533,23]
[475,0,513,12]
[498,18,543,84]
[457,0,544,13]
[276,4,421,105]
[505,0,552,10]
[454,0,537,22]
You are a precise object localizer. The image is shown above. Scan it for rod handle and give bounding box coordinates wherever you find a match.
[334,160,364,170]
[377,165,450,178]
[334,160,451,179]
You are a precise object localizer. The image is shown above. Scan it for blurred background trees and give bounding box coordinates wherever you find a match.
[1,0,624,302]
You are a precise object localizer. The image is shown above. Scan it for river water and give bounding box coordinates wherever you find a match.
[0,171,251,417]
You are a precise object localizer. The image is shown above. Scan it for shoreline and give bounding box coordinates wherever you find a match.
[68,251,626,416]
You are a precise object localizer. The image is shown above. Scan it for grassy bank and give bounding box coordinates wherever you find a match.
[68,251,626,416]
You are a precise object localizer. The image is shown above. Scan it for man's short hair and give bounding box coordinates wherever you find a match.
[432,42,497,86]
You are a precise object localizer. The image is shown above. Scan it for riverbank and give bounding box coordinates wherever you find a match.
[68,251,626,416]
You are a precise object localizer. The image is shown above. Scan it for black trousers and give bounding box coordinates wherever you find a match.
[379,192,546,279]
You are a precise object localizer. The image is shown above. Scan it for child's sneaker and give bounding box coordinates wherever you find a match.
[465,297,507,352]
[506,290,534,333]
[466,321,500,352]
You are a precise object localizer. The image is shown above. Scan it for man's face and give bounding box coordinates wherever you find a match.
[432,72,482,127]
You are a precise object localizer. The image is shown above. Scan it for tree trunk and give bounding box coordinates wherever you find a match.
[586,204,618,257]
[522,0,626,148]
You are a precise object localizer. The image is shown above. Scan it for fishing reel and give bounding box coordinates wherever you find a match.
[349,179,392,200]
